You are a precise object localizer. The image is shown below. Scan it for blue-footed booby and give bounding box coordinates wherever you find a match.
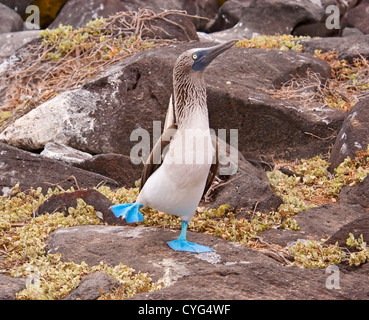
[111,40,238,253]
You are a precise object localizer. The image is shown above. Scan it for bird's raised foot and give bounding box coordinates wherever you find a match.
[168,239,213,253]
[110,203,144,223]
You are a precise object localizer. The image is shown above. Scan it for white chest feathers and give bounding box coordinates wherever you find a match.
[137,127,215,220]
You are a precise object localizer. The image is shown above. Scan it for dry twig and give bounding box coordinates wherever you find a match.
[0,9,197,130]
[267,51,369,112]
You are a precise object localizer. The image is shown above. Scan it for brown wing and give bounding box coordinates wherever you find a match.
[140,123,177,191]
[203,139,219,197]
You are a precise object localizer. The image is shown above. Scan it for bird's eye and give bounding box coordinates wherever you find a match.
[192,54,198,60]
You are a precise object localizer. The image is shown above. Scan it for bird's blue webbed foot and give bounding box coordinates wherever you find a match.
[168,239,213,253]
[110,203,144,223]
[168,221,213,253]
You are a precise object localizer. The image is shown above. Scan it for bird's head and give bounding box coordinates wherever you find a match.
[174,40,238,75]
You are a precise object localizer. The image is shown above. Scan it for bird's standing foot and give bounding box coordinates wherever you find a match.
[168,220,213,253]
[110,203,144,223]
[168,239,213,253]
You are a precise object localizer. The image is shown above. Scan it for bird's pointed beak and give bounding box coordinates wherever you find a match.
[192,39,238,71]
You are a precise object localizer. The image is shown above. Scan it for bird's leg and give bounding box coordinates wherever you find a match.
[110,202,144,223]
[168,221,213,253]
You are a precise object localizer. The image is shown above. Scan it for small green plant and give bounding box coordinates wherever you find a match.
[270,49,369,112]
[13,255,159,300]
[236,34,309,52]
[268,146,369,219]
[0,188,161,300]
[0,9,182,131]
[267,167,319,218]
[288,233,369,269]
[280,217,300,231]
[40,19,155,62]
[327,147,369,196]
[346,233,369,266]
[288,240,346,268]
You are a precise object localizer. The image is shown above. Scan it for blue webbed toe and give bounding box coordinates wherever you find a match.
[110,203,144,223]
[168,239,213,253]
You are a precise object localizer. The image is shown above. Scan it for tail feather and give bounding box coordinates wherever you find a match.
[110,203,144,223]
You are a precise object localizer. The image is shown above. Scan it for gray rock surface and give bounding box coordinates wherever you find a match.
[327,213,369,248]
[261,203,366,247]
[329,97,369,171]
[62,272,120,300]
[207,0,324,38]
[301,35,369,62]
[0,274,26,300]
[0,142,119,196]
[0,89,102,151]
[339,176,369,209]
[0,30,41,63]
[341,0,369,35]
[206,154,283,213]
[48,0,218,31]
[0,43,343,162]
[0,0,33,15]
[0,3,24,34]
[48,0,127,29]
[76,153,143,188]
[41,142,92,165]
[44,224,369,300]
